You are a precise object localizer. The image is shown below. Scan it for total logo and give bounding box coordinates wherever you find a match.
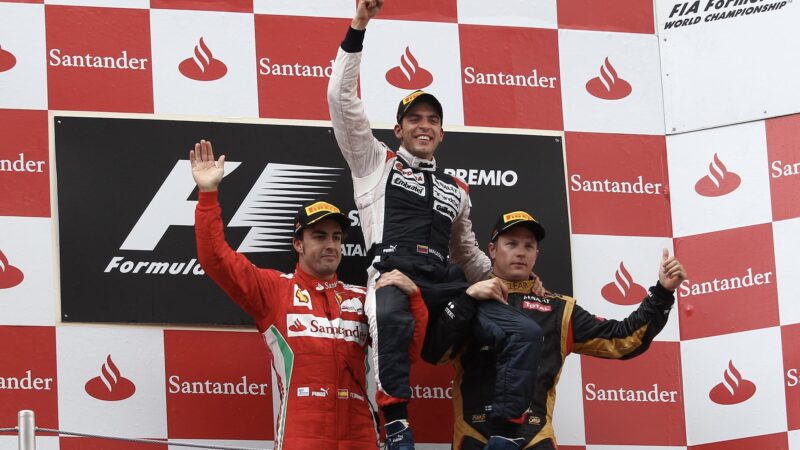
[0,44,17,73]
[695,153,741,197]
[385,46,433,90]
[708,360,756,405]
[84,355,136,401]
[179,37,227,82]
[586,57,632,100]
[0,249,24,289]
[601,262,647,306]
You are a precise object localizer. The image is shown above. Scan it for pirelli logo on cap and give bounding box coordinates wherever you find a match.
[402,91,425,105]
[305,201,340,216]
[503,211,535,223]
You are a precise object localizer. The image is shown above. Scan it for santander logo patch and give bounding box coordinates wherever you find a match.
[288,318,306,332]
[85,355,136,401]
[0,44,16,73]
[586,57,632,100]
[695,153,741,197]
[601,262,647,306]
[179,37,227,81]
[708,360,756,405]
[386,46,432,90]
[0,249,24,289]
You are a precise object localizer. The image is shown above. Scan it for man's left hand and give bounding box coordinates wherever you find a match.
[658,248,687,291]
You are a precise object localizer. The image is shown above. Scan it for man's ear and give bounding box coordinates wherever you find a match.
[292,238,304,255]
[393,123,402,139]
[488,242,496,260]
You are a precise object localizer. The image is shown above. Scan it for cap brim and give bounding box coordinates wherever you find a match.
[296,212,350,236]
[398,93,443,122]
[494,220,546,242]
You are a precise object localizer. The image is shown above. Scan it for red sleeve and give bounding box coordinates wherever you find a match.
[195,191,278,329]
[407,288,428,363]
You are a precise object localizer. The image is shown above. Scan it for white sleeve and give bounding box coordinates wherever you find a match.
[448,193,492,283]
[327,47,387,181]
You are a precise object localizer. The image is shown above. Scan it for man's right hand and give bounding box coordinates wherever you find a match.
[190,139,225,192]
[352,0,384,30]
[466,278,509,304]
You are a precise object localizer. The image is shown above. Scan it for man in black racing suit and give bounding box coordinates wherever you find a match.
[429,210,687,449]
[327,1,543,448]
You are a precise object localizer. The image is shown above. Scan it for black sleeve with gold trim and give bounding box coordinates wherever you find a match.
[570,282,674,360]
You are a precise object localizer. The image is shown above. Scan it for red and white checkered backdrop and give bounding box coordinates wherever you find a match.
[1,0,799,448]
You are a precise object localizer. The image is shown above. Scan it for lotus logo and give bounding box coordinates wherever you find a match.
[709,360,756,405]
[178,37,227,81]
[601,262,647,306]
[386,46,433,90]
[0,44,16,73]
[695,153,741,197]
[85,355,136,401]
[0,249,24,289]
[288,318,306,332]
[585,57,631,100]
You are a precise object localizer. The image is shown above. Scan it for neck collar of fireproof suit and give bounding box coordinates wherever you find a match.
[294,264,340,291]
[397,147,437,172]
[491,274,538,294]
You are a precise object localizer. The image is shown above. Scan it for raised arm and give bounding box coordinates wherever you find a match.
[571,249,686,359]
[327,0,390,181]
[192,140,277,329]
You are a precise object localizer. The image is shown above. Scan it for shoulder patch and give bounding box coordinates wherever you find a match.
[450,174,469,194]
[385,149,396,162]
[546,291,576,306]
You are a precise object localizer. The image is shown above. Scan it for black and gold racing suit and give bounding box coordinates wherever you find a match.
[431,278,675,449]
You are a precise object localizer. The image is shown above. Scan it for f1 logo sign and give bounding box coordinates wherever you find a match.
[121,160,242,251]
[120,160,342,252]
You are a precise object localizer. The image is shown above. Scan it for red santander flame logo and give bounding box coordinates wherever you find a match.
[289,319,306,332]
[586,57,632,100]
[385,46,433,90]
[0,249,24,289]
[601,262,647,306]
[178,37,227,81]
[709,360,756,405]
[85,355,136,401]
[0,44,16,73]
[695,153,741,197]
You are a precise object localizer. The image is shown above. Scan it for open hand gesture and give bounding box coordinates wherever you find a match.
[190,139,225,192]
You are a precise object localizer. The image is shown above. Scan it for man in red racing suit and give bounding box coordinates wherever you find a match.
[190,140,426,450]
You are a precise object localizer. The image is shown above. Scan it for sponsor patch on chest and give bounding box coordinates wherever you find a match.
[293,284,312,310]
[286,314,369,346]
[522,298,552,312]
[391,173,426,196]
[339,296,364,314]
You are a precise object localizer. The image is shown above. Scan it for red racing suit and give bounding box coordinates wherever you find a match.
[196,191,397,450]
